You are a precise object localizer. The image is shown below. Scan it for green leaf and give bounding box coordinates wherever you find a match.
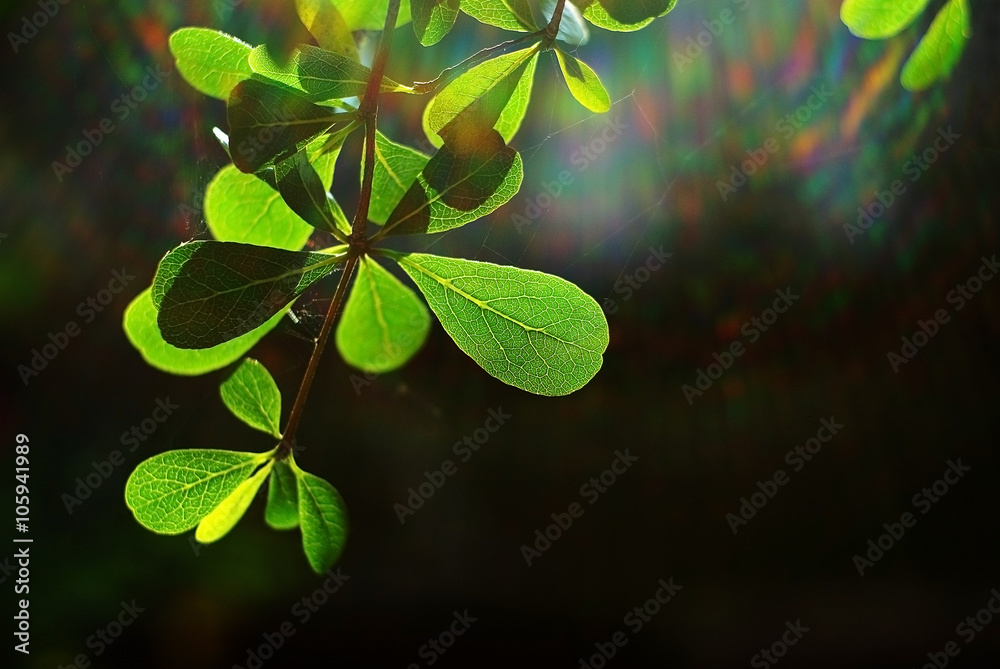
[900,0,970,91]
[422,45,540,148]
[590,0,675,26]
[194,461,273,543]
[368,131,431,225]
[461,0,536,31]
[152,241,346,349]
[205,164,315,250]
[125,449,270,535]
[412,0,459,45]
[248,44,411,104]
[295,0,359,61]
[335,257,431,373]
[220,358,283,437]
[274,149,345,235]
[228,79,353,173]
[555,48,610,113]
[388,252,609,396]
[378,130,523,236]
[840,0,932,39]
[168,28,253,100]
[576,0,676,32]
[123,288,287,376]
[331,0,412,30]
[292,463,348,574]
[265,459,300,530]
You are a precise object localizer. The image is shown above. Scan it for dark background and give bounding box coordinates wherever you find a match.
[2,0,999,667]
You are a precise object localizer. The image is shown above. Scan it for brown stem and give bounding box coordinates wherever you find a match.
[545,0,568,40]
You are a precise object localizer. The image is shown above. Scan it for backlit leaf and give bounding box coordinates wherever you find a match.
[412,0,460,46]
[368,131,430,225]
[265,459,300,530]
[422,45,540,148]
[900,0,969,91]
[220,358,283,437]
[388,252,609,395]
[293,463,348,573]
[152,241,346,349]
[461,0,536,31]
[169,28,253,100]
[195,461,273,543]
[125,449,270,534]
[123,288,286,376]
[840,0,932,39]
[555,48,610,112]
[295,0,359,61]
[335,256,431,373]
[228,79,352,173]
[378,129,522,236]
[274,149,348,236]
[575,0,676,32]
[331,0,412,30]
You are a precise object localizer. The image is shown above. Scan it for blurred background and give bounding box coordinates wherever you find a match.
[2,0,999,666]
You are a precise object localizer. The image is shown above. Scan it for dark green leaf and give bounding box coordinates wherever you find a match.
[265,459,300,530]
[274,149,348,235]
[228,79,352,173]
[388,252,609,396]
[292,462,348,574]
[152,241,346,349]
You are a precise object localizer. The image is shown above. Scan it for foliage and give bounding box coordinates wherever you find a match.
[124,0,969,575]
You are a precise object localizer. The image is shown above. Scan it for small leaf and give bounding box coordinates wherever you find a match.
[840,0,932,39]
[123,288,286,376]
[368,131,431,225]
[412,0,460,46]
[248,44,411,104]
[228,79,353,173]
[293,464,348,574]
[295,0,359,61]
[555,48,610,113]
[205,164,315,250]
[195,461,273,543]
[379,129,523,236]
[388,252,609,396]
[900,0,970,91]
[576,0,676,32]
[125,449,270,534]
[422,45,540,148]
[265,459,300,530]
[461,0,536,31]
[335,257,431,373]
[152,241,346,349]
[220,358,283,437]
[274,149,346,235]
[331,0,412,30]
[169,28,253,100]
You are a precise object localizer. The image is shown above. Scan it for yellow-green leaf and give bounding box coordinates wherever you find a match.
[195,461,273,543]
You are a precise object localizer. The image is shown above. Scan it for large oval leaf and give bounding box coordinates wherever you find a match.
[388,251,609,396]
[169,28,253,100]
[125,449,270,534]
[576,0,676,32]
